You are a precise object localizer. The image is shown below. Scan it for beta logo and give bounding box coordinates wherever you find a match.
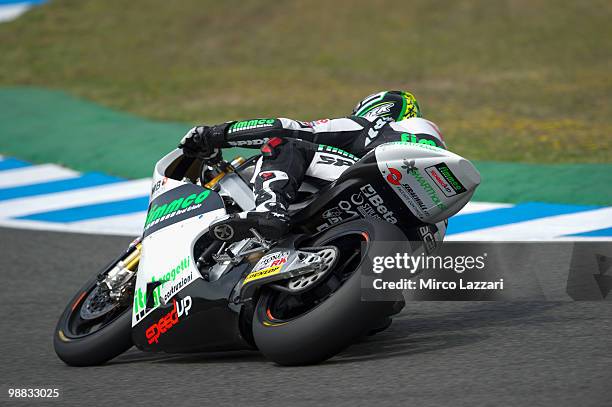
[360,184,397,224]
[145,296,192,345]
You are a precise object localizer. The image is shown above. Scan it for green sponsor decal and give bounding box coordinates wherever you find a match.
[229,118,275,132]
[408,168,447,210]
[133,256,191,315]
[437,163,466,193]
[400,133,437,146]
[145,190,210,228]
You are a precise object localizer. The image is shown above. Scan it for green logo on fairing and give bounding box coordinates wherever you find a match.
[408,168,447,210]
[133,256,191,315]
[400,133,438,146]
[437,164,465,193]
[144,190,210,228]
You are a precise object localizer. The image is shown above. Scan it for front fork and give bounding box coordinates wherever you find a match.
[99,239,142,301]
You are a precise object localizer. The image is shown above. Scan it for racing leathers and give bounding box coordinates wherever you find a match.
[181,115,447,242]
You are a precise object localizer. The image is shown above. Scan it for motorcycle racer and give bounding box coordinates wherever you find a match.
[180,90,447,242]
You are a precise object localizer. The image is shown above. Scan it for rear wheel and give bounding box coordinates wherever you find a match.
[53,247,137,366]
[252,219,406,365]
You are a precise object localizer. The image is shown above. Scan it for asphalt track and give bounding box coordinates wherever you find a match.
[1,227,611,407]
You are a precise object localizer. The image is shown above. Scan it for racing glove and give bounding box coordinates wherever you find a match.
[179,125,227,163]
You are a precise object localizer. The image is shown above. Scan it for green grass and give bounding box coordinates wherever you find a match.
[1,0,611,163]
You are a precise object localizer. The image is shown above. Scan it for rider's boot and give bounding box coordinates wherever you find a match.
[209,170,291,242]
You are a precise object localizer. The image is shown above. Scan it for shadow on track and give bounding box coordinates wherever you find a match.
[109,301,562,366]
[330,301,563,364]
[109,349,266,365]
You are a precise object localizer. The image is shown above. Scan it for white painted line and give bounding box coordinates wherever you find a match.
[455,201,513,216]
[0,3,31,23]
[446,206,612,241]
[0,164,79,189]
[0,178,151,218]
[0,218,141,236]
[69,211,147,235]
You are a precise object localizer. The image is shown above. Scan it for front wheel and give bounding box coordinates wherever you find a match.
[252,219,406,365]
[53,247,137,366]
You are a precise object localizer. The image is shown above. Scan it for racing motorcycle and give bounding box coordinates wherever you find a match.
[54,141,480,366]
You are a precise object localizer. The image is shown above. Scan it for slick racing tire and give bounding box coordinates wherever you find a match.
[253,219,406,366]
[54,255,134,366]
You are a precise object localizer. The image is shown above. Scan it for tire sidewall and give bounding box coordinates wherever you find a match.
[53,275,133,367]
[252,219,406,365]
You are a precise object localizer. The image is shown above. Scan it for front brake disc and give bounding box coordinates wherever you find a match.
[79,286,119,320]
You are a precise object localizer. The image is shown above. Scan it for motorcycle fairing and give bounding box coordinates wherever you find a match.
[132,195,225,327]
[292,150,422,235]
[132,149,227,328]
[143,183,224,237]
[131,262,254,353]
[374,142,480,224]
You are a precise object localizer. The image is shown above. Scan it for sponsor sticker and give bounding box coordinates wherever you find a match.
[315,185,397,232]
[145,296,192,345]
[243,265,282,285]
[425,163,466,196]
[400,132,440,147]
[228,119,275,134]
[253,251,289,271]
[133,256,193,322]
[142,183,223,237]
[315,153,355,167]
[227,138,269,146]
[386,167,403,186]
[382,166,430,220]
[362,102,394,120]
[311,119,330,125]
[404,161,447,211]
[360,184,397,223]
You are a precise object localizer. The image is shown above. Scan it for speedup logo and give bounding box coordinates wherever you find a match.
[145,296,192,345]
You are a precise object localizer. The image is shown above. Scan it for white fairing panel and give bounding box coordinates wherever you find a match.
[149,149,186,202]
[132,149,227,327]
[375,143,480,224]
[132,207,225,327]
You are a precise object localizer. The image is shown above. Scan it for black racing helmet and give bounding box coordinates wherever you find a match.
[351,90,422,121]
